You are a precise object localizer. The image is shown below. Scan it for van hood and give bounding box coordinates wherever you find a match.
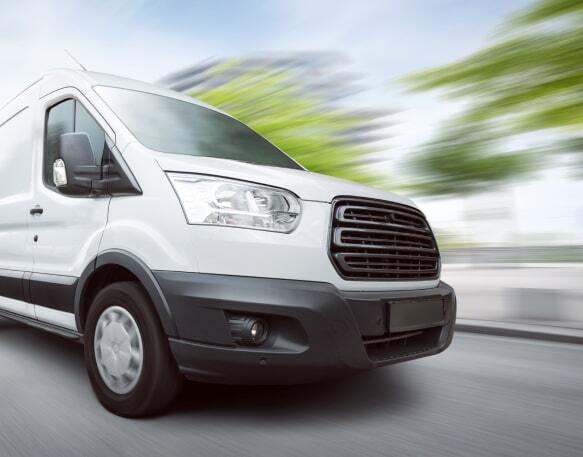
[155,154,417,208]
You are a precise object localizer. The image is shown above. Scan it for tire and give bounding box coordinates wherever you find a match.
[84,281,182,417]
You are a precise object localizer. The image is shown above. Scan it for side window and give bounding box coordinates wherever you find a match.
[44,99,108,189]
[45,100,74,186]
[75,102,106,166]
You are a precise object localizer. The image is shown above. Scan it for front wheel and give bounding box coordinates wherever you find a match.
[84,281,182,417]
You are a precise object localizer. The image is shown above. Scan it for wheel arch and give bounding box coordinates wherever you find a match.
[75,250,178,337]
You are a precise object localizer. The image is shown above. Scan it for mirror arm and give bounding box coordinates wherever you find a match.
[90,179,110,196]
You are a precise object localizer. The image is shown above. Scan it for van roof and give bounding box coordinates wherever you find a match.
[1,68,225,124]
[50,68,215,108]
[2,68,215,113]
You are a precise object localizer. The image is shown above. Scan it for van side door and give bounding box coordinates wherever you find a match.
[0,106,35,318]
[28,89,112,330]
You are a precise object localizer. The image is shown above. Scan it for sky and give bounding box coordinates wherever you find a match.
[0,0,532,100]
[2,0,582,244]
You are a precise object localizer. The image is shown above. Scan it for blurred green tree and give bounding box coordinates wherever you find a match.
[405,0,583,195]
[404,122,534,196]
[161,55,391,186]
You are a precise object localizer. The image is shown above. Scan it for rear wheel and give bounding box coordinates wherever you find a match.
[84,281,182,417]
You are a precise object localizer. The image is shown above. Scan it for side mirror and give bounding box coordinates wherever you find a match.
[54,133,101,195]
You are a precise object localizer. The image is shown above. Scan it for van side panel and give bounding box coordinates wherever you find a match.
[0,107,33,272]
[0,99,36,318]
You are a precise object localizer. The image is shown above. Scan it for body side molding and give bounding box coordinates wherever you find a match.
[29,273,78,313]
[0,308,83,342]
[0,269,77,314]
[0,269,25,302]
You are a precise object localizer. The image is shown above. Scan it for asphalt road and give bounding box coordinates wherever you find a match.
[0,317,582,457]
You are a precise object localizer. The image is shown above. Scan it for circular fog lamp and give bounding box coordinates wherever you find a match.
[228,315,269,346]
[251,320,265,341]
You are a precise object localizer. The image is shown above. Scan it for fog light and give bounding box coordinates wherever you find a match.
[228,315,269,346]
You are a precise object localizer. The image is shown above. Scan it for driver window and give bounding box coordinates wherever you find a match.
[45,99,74,186]
[44,99,107,189]
[75,102,106,166]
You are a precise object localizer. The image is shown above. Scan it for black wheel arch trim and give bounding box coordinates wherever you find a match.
[74,250,178,337]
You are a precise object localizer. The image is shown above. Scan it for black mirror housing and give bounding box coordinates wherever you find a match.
[56,133,102,195]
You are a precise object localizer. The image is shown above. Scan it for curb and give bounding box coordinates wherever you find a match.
[443,263,583,270]
[455,319,583,345]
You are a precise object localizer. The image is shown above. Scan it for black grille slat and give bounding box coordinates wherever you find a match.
[335,217,432,233]
[335,244,437,255]
[335,242,437,255]
[339,205,427,228]
[340,235,433,246]
[339,266,437,275]
[335,252,438,262]
[338,260,437,268]
[336,227,435,248]
[329,198,440,280]
[340,239,431,249]
[337,227,434,240]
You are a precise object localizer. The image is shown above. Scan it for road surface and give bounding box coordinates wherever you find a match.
[0,317,581,457]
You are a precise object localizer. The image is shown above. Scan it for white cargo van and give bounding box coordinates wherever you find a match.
[0,70,456,416]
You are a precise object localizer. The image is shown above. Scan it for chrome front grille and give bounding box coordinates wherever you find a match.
[329,198,440,280]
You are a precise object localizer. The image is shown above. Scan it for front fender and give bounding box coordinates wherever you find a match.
[74,250,178,336]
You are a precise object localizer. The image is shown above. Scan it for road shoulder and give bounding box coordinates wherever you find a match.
[456,318,583,344]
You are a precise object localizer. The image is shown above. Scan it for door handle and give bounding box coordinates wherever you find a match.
[30,206,44,215]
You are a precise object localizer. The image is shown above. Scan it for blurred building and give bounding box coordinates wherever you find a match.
[159,53,362,101]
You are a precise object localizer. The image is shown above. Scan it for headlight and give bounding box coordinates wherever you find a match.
[167,173,301,233]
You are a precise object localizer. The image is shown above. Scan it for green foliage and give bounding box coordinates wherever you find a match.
[187,61,388,186]
[405,0,583,196]
[406,123,535,196]
[510,0,583,24]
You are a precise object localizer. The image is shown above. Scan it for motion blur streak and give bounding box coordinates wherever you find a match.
[160,54,393,186]
[403,0,583,278]
[1,318,581,457]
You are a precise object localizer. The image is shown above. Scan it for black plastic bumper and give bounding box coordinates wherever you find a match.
[154,271,456,385]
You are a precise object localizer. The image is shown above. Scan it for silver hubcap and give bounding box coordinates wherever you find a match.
[94,306,143,395]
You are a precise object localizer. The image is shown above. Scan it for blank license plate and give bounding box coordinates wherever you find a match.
[388,296,445,333]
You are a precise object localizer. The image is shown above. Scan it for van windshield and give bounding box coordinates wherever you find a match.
[94,86,303,170]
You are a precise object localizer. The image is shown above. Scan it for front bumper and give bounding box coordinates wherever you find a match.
[154,272,456,384]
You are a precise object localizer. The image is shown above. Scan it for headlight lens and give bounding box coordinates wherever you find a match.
[167,173,301,233]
